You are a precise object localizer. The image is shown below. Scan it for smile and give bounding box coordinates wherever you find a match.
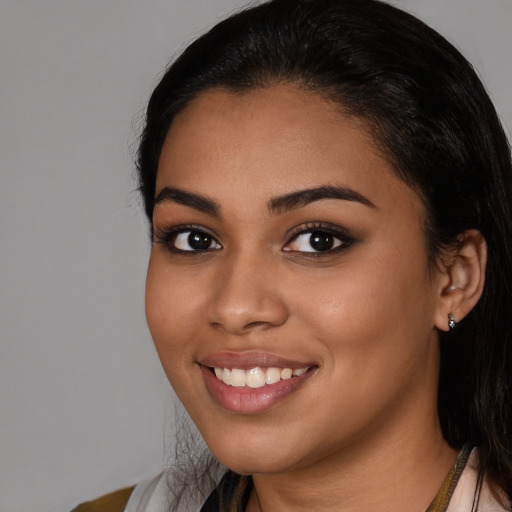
[200,361,316,413]
[213,366,309,388]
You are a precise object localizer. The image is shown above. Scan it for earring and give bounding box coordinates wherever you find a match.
[448,313,457,331]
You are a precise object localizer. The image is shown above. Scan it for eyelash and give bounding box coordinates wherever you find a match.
[152,222,355,256]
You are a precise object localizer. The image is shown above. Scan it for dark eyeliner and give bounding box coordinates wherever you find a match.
[284,221,356,256]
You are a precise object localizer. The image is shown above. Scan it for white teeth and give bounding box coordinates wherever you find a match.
[265,367,281,385]
[230,369,247,387]
[280,368,293,380]
[222,368,232,385]
[247,367,266,388]
[213,366,309,387]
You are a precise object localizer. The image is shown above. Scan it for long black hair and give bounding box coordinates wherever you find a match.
[137,0,512,499]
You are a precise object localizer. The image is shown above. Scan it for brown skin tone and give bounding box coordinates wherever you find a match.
[145,84,486,512]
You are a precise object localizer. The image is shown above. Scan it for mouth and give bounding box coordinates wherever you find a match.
[198,354,317,414]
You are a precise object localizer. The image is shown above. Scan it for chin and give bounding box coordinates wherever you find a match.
[217,453,293,476]
[207,434,304,476]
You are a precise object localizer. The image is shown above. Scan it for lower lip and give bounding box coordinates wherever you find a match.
[200,365,315,414]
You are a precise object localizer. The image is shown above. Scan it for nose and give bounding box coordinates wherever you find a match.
[206,252,289,335]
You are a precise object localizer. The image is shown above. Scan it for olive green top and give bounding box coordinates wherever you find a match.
[71,486,135,512]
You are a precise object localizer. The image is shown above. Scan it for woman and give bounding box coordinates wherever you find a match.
[75,0,512,510]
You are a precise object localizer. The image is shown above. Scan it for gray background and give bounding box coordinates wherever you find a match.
[1,1,511,511]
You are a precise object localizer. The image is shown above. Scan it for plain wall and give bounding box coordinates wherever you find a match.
[0,1,510,511]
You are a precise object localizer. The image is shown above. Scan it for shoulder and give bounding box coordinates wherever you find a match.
[71,486,135,512]
[71,473,166,512]
[71,470,224,512]
[448,448,511,512]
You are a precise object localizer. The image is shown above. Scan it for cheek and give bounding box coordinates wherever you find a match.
[145,257,210,414]
[293,242,437,374]
[145,255,201,366]
[288,257,439,442]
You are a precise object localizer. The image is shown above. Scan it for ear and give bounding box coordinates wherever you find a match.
[434,229,487,332]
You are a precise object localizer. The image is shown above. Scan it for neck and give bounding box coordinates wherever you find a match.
[246,414,457,512]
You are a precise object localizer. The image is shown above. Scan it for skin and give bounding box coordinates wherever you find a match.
[145,84,476,511]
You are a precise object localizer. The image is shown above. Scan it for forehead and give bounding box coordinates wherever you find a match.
[156,83,423,219]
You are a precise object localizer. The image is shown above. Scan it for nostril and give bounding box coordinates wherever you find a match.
[244,320,275,331]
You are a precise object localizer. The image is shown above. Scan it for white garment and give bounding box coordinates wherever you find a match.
[447,449,510,512]
[124,473,168,512]
[124,470,220,512]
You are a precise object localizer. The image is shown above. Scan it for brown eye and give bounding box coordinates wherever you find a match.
[173,230,221,251]
[187,231,214,250]
[309,231,335,251]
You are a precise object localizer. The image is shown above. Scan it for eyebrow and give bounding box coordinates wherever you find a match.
[268,185,376,214]
[154,187,221,217]
[153,184,375,217]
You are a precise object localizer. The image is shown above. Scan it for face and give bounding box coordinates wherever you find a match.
[146,84,445,476]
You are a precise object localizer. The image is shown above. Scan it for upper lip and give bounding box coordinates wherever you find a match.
[199,351,316,370]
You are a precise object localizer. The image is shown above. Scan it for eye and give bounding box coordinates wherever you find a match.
[174,230,221,251]
[154,226,222,252]
[284,225,353,254]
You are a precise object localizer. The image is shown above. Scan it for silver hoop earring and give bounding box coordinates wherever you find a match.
[448,313,457,331]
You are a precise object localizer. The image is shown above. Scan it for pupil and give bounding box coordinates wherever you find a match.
[188,231,211,250]
[309,231,333,251]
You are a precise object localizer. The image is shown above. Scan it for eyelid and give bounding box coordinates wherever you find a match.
[285,221,353,241]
